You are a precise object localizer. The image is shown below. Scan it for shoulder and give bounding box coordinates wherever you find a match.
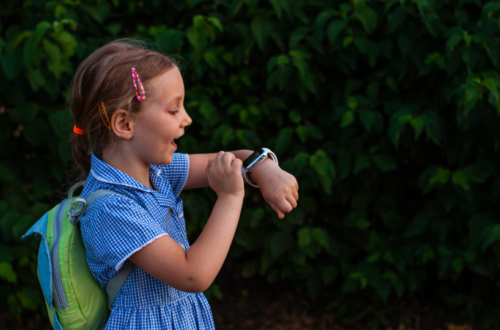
[85,193,145,218]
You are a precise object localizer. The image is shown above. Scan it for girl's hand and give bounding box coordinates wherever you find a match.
[206,151,245,198]
[251,160,299,219]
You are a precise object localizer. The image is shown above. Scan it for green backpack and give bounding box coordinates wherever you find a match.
[23,182,133,330]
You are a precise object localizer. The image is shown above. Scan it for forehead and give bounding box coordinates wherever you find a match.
[149,66,184,103]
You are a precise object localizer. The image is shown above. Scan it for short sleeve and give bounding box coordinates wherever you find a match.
[158,152,190,197]
[81,194,167,271]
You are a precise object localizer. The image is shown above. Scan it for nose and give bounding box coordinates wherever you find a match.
[181,108,192,128]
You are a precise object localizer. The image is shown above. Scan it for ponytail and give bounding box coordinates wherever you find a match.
[71,132,92,176]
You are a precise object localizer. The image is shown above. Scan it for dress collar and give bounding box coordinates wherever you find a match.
[90,152,176,208]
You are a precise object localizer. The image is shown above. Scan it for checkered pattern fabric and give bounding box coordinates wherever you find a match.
[80,152,215,330]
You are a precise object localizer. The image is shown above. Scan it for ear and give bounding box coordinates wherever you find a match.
[110,109,134,139]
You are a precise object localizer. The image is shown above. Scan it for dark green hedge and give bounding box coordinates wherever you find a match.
[2,0,500,327]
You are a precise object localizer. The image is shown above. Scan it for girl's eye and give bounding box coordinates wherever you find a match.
[169,110,179,115]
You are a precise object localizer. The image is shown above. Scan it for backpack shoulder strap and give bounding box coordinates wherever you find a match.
[67,187,122,225]
[85,189,119,208]
[84,189,135,309]
[106,263,134,309]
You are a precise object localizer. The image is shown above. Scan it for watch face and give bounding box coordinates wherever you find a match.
[243,148,265,168]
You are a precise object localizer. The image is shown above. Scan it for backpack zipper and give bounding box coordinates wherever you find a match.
[50,199,70,309]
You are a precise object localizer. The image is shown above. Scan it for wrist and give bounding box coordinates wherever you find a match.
[248,158,279,184]
[216,191,245,201]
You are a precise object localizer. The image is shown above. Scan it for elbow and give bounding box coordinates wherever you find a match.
[184,274,213,293]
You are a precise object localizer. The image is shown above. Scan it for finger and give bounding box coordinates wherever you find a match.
[268,200,285,219]
[216,151,225,166]
[276,198,293,215]
[285,194,297,209]
[291,187,299,201]
[222,152,235,167]
[231,158,243,171]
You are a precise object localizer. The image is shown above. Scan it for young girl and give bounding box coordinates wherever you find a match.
[70,41,299,329]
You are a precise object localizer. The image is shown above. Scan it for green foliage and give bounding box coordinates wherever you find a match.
[3,0,500,327]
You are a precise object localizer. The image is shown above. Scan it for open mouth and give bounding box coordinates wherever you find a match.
[171,135,182,148]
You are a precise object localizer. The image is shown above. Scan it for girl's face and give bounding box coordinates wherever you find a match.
[131,67,192,166]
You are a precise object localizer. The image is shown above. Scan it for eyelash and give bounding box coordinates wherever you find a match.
[169,110,179,114]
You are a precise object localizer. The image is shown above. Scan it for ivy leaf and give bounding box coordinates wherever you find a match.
[340,110,355,128]
[241,260,257,278]
[410,117,425,140]
[356,6,378,35]
[452,258,464,273]
[43,39,64,79]
[203,51,217,68]
[354,154,370,175]
[186,26,209,52]
[327,20,346,44]
[359,110,376,131]
[235,129,261,149]
[23,118,50,147]
[275,127,293,154]
[10,102,39,122]
[372,154,398,173]
[0,163,15,181]
[309,150,335,178]
[0,262,17,283]
[157,29,184,53]
[383,270,404,297]
[270,232,292,258]
[292,152,309,176]
[350,272,368,289]
[1,51,23,80]
[311,227,331,249]
[405,214,430,237]
[429,167,451,186]
[289,27,310,49]
[452,170,470,190]
[322,265,338,285]
[207,17,223,32]
[482,224,500,251]
[347,96,358,109]
[288,110,301,123]
[251,17,273,50]
[366,251,381,263]
[296,125,308,143]
[297,227,311,248]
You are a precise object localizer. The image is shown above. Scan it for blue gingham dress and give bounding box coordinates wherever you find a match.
[79,152,215,330]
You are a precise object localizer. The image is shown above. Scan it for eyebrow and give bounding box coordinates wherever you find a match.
[166,96,183,104]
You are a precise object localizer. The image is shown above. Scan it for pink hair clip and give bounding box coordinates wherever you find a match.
[131,68,146,101]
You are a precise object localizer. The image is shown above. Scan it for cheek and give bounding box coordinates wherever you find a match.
[136,117,164,139]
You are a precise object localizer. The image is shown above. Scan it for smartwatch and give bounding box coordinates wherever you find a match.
[241,148,279,188]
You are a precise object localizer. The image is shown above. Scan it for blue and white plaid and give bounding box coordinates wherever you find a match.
[80,152,215,330]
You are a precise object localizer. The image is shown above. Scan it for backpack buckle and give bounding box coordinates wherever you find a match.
[67,198,87,225]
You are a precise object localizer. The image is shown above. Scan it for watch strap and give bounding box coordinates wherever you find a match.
[241,167,259,188]
[242,148,279,188]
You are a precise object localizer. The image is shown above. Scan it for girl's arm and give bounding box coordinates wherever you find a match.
[129,194,243,292]
[129,152,243,292]
[184,151,253,190]
[185,151,299,219]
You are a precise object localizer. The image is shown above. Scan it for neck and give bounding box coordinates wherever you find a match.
[102,142,154,190]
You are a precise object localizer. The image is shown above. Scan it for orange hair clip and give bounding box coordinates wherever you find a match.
[98,102,111,129]
[73,125,86,135]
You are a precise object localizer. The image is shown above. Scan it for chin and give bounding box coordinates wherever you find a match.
[162,155,173,165]
[149,155,173,166]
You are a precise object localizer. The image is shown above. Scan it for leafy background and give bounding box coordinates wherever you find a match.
[2,0,500,328]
